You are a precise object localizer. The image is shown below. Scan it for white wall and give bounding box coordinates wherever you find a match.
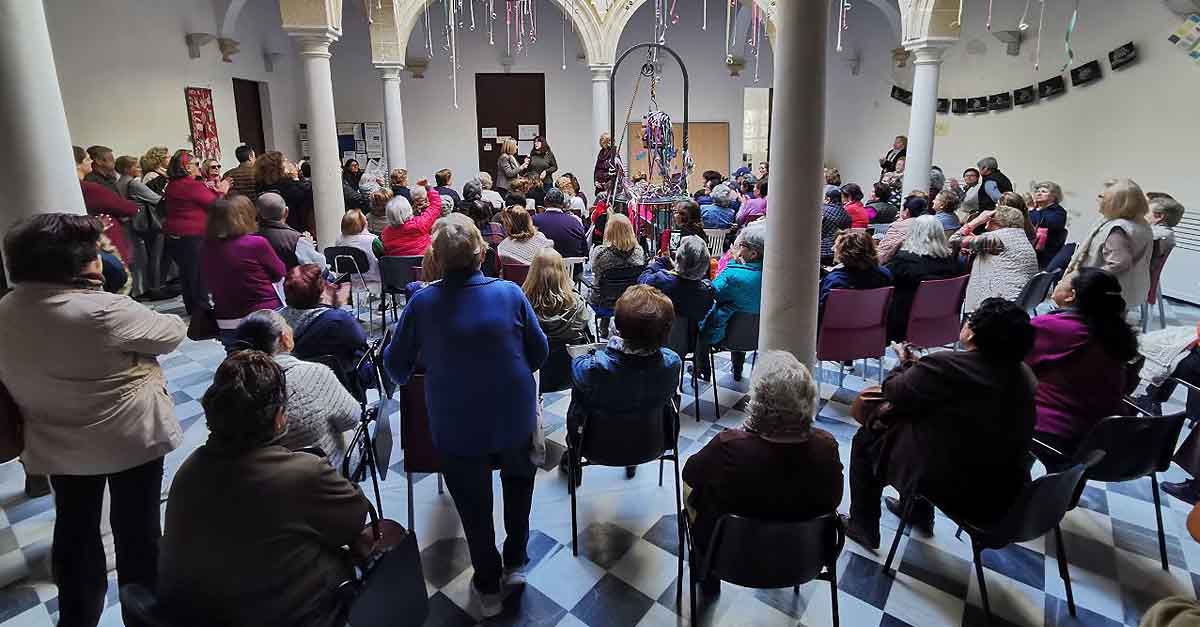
[46,0,303,170]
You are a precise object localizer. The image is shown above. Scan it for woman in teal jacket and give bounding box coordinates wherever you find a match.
[699,221,765,380]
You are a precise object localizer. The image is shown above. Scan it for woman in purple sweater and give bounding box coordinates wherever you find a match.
[200,197,286,350]
[1026,268,1139,455]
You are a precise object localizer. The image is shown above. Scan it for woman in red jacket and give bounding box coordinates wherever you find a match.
[163,149,229,314]
[379,181,443,257]
[74,146,136,264]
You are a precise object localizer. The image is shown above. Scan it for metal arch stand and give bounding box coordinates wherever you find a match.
[608,42,691,185]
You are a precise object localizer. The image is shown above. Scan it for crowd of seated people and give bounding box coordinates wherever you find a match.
[884,214,964,341]
[819,230,892,318]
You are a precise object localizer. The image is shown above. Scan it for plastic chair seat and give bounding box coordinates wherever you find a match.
[904,275,969,348]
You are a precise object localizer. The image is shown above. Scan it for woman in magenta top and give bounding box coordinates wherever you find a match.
[163,149,229,315]
[200,196,286,350]
[1026,268,1139,455]
[735,179,767,226]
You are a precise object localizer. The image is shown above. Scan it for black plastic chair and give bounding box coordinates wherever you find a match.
[684,512,844,626]
[1033,412,1186,571]
[118,584,200,627]
[567,403,682,588]
[1013,269,1062,316]
[590,264,645,334]
[541,341,575,394]
[666,316,703,421]
[378,255,423,324]
[884,451,1104,621]
[707,312,759,416]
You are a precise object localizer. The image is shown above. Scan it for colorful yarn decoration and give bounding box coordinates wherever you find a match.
[641,110,677,183]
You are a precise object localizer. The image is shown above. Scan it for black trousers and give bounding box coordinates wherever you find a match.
[848,427,932,534]
[438,442,536,594]
[132,229,163,296]
[1149,349,1200,417]
[50,457,165,627]
[163,235,206,315]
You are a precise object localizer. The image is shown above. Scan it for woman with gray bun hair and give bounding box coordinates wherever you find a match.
[701,184,738,229]
[682,350,844,593]
[638,235,715,323]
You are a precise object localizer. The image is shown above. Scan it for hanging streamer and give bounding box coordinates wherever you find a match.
[753,9,761,83]
[724,0,733,64]
[488,0,495,44]
[986,0,994,31]
[702,0,708,31]
[561,11,567,70]
[470,0,477,30]
[1034,0,1046,70]
[1060,0,1080,72]
[1018,0,1032,30]
[506,0,512,55]
[449,0,459,109]
[424,2,434,57]
[951,0,963,27]
[836,0,851,53]
[669,0,679,26]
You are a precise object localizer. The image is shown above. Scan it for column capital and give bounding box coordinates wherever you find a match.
[376,64,405,81]
[588,64,613,82]
[287,26,340,58]
[903,39,953,64]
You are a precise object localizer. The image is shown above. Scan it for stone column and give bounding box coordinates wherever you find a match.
[590,64,613,193]
[901,44,949,196]
[0,0,85,232]
[759,0,828,368]
[377,64,407,171]
[290,29,342,244]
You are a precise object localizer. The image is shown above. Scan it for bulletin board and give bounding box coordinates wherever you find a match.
[297,122,386,167]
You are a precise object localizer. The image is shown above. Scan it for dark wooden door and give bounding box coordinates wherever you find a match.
[474,73,546,177]
[232,78,266,153]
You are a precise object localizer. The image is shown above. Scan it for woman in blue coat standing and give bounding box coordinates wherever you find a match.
[384,213,548,619]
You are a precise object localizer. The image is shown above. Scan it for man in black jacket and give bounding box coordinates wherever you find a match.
[975,156,1013,213]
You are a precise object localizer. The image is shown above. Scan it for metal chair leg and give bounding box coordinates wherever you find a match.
[406,471,415,532]
[1054,525,1076,617]
[1152,474,1169,570]
[973,542,992,620]
[1159,292,1167,330]
[673,457,684,609]
[829,561,840,627]
[436,473,444,495]
[883,496,913,575]
[1141,303,1150,333]
[710,351,720,418]
[879,354,885,384]
[569,452,579,557]
[658,458,664,486]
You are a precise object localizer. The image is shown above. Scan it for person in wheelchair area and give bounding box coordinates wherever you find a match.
[159,350,369,627]
[566,285,682,481]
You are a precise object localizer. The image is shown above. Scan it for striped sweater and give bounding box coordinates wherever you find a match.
[273,354,361,468]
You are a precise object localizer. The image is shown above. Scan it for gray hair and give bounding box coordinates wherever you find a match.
[711,184,736,208]
[738,220,766,256]
[232,309,291,355]
[929,167,946,192]
[1035,180,1063,204]
[977,156,999,172]
[1150,195,1186,228]
[410,185,429,208]
[900,215,953,258]
[477,171,494,189]
[742,350,818,442]
[256,192,287,221]
[674,236,711,281]
[432,213,484,272]
[385,195,414,227]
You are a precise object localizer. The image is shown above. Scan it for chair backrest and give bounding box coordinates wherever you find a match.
[483,223,505,247]
[703,513,844,590]
[581,404,675,467]
[816,287,893,362]
[379,256,424,294]
[721,312,760,352]
[1072,413,1187,480]
[666,316,698,359]
[703,228,728,254]
[1148,240,1172,305]
[502,262,530,285]
[595,264,644,304]
[398,374,439,474]
[904,275,970,349]
[1013,270,1060,314]
[540,342,574,394]
[325,246,371,277]
[412,266,422,282]
[982,451,1102,547]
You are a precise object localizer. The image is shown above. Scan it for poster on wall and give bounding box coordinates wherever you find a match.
[1038,75,1067,99]
[1109,42,1137,70]
[184,87,221,162]
[1070,60,1103,86]
[363,123,384,158]
[1013,86,1037,106]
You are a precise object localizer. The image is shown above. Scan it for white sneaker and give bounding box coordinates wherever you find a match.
[504,566,528,587]
[471,579,513,619]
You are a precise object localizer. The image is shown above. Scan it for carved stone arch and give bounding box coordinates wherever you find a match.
[391,0,607,65]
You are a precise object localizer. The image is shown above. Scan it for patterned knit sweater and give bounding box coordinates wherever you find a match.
[273,354,361,468]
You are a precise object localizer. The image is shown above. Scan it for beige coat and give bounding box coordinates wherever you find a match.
[0,282,187,475]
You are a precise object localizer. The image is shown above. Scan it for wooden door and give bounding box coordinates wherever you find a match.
[626,122,729,194]
[475,74,546,180]
[232,78,266,153]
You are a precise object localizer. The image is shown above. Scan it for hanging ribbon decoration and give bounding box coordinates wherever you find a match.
[448,0,459,109]
[724,0,734,64]
[669,0,679,26]
[951,0,963,27]
[1034,0,1046,70]
[470,0,477,30]
[505,0,512,55]
[1060,0,1080,71]
[488,0,496,44]
[424,2,434,56]
[986,0,994,31]
[836,0,851,53]
[753,5,762,83]
[561,10,567,70]
[528,0,537,45]
[1018,0,1032,30]
[702,0,708,31]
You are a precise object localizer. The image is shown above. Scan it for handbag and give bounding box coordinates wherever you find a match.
[850,385,893,430]
[346,510,428,627]
[186,307,218,341]
[0,379,24,463]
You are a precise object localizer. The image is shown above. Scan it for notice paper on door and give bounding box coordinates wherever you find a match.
[481,127,498,139]
[518,124,539,140]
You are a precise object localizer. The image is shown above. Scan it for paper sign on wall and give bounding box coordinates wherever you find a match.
[342,151,356,162]
[518,125,540,140]
[355,140,367,153]
[337,124,356,136]
[481,127,498,139]
[484,144,493,151]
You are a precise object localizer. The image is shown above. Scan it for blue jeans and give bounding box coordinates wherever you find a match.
[437,441,536,593]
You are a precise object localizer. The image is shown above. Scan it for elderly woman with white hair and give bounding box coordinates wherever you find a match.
[700,183,738,229]
[682,350,843,593]
[378,180,444,257]
[384,213,548,619]
[952,205,1039,312]
[885,214,964,341]
[477,172,505,211]
[638,235,715,323]
[1029,180,1069,268]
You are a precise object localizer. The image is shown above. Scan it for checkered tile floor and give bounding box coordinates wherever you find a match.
[0,296,1198,626]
